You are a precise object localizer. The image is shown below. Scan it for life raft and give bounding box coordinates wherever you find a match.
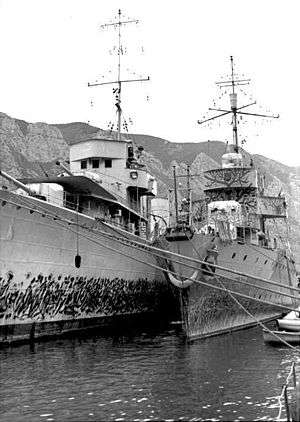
[167,270,199,288]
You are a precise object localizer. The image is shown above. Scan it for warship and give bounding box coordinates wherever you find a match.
[161,57,299,340]
[0,10,175,345]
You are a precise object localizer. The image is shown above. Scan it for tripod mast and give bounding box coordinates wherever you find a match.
[88,9,149,141]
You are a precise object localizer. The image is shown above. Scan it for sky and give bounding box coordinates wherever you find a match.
[0,0,299,166]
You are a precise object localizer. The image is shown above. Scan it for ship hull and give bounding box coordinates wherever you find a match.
[0,190,177,345]
[163,233,298,340]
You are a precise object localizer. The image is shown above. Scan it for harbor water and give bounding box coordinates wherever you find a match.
[0,324,297,421]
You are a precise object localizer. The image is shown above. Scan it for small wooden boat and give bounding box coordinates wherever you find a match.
[263,329,300,344]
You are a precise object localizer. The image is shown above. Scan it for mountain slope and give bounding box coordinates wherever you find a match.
[0,113,299,262]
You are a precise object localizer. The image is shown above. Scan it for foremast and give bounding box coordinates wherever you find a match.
[88,9,149,142]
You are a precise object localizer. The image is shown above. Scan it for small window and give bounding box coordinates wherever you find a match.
[92,159,100,169]
[264,260,268,265]
[105,159,112,168]
[243,255,247,261]
[81,160,87,170]
[256,257,259,263]
[232,253,236,259]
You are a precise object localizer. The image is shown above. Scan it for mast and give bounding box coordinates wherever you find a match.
[197,56,279,152]
[187,164,192,226]
[230,56,238,151]
[173,165,179,225]
[88,9,149,141]
[117,9,122,141]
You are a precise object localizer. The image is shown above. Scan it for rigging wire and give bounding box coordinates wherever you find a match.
[2,195,299,313]
[3,193,300,299]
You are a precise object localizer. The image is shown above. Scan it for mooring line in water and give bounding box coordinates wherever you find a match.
[3,195,300,311]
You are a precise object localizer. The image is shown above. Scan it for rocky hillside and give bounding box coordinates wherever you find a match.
[1,112,300,263]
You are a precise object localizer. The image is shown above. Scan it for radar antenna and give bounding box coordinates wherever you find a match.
[197,56,279,152]
[88,9,149,141]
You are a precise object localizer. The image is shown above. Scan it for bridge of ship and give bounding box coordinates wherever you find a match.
[190,166,287,247]
[203,167,287,219]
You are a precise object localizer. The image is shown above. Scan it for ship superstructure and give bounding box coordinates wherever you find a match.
[162,57,298,339]
[18,133,156,238]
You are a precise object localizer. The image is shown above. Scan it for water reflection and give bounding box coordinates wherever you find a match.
[0,326,297,421]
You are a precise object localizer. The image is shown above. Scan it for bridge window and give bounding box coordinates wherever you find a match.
[81,160,87,170]
[92,159,100,168]
[105,159,112,168]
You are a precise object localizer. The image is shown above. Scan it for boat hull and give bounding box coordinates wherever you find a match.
[277,319,300,332]
[0,190,178,345]
[162,232,298,340]
[262,329,300,344]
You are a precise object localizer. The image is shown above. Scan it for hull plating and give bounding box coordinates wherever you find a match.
[163,233,298,339]
[0,190,175,344]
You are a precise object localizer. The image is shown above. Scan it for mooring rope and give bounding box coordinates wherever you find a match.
[25,209,299,313]
[5,192,300,296]
[2,194,300,312]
